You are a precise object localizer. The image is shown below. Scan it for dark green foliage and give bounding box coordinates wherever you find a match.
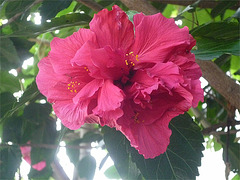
[0,146,22,179]
[10,37,35,62]
[40,0,73,21]
[191,22,240,60]
[0,38,20,70]
[77,155,97,180]
[0,92,16,118]
[103,113,204,180]
[1,13,92,38]
[66,139,80,166]
[211,1,238,18]
[3,0,34,19]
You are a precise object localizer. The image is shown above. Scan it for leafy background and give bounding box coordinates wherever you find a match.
[0,0,239,180]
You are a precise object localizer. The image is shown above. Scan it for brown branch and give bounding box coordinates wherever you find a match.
[0,0,44,29]
[150,0,239,10]
[196,60,240,110]
[76,0,103,12]
[28,38,50,46]
[0,143,92,149]
[202,120,240,135]
[121,0,159,15]
[51,158,70,180]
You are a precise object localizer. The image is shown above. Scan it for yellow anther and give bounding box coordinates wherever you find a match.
[125,60,129,66]
[68,80,80,93]
[129,52,133,55]
[136,54,139,61]
[84,67,89,71]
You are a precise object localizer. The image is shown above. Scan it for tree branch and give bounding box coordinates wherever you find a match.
[121,0,159,15]
[120,0,240,110]
[0,143,92,149]
[150,0,239,10]
[202,120,240,135]
[76,0,103,12]
[196,60,240,110]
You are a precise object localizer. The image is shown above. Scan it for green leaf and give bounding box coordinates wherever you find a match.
[126,10,138,23]
[10,37,35,62]
[66,140,80,166]
[23,102,52,124]
[1,81,40,123]
[2,116,23,143]
[191,22,240,40]
[211,1,238,18]
[0,92,16,118]
[28,165,53,179]
[221,135,240,175]
[39,0,72,21]
[103,127,142,180]
[1,13,92,38]
[104,165,121,179]
[3,0,34,19]
[0,37,20,70]
[81,131,103,143]
[232,174,240,180]
[0,71,20,93]
[0,146,22,179]
[230,55,240,81]
[77,155,96,180]
[191,22,240,60]
[56,1,78,17]
[103,113,204,180]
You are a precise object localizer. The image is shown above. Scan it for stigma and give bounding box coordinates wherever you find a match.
[133,112,144,124]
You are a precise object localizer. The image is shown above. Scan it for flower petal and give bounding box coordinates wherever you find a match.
[32,161,46,171]
[49,28,95,74]
[93,80,124,125]
[53,100,88,130]
[90,5,134,51]
[133,13,191,64]
[73,79,104,104]
[148,62,184,89]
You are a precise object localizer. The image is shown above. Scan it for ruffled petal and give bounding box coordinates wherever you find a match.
[49,29,95,74]
[53,100,89,130]
[117,100,173,159]
[147,62,184,89]
[93,80,124,126]
[132,13,191,64]
[90,5,134,51]
[36,57,68,98]
[189,79,204,107]
[73,79,104,104]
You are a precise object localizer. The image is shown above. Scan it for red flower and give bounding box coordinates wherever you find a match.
[36,5,203,158]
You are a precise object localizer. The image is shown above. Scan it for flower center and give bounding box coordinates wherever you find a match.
[67,81,80,93]
[125,51,139,67]
[133,112,144,124]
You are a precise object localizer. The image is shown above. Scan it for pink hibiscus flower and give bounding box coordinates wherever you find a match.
[36,5,203,158]
[20,142,46,171]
